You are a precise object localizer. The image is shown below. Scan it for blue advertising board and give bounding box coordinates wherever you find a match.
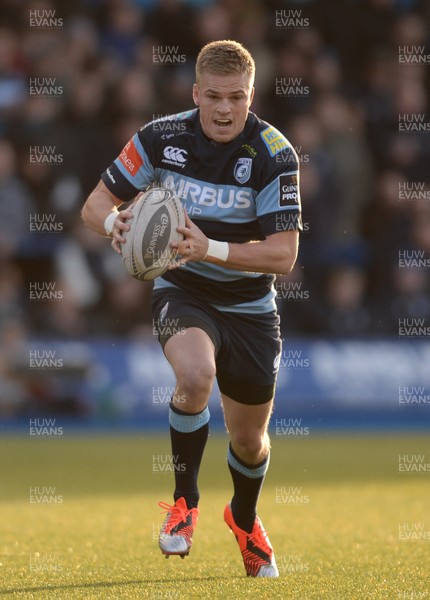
[2,339,429,431]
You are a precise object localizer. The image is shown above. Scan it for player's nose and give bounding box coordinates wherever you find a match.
[217,98,232,114]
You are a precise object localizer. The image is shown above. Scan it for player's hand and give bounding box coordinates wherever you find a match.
[111,210,133,254]
[169,210,209,269]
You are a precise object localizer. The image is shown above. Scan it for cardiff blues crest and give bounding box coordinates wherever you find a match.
[234,157,252,184]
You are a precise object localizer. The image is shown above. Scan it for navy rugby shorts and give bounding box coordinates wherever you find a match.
[151,287,282,405]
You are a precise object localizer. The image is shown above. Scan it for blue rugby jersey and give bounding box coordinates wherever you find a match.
[101,109,302,313]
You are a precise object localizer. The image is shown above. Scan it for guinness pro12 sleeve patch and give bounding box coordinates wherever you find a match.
[278,173,300,207]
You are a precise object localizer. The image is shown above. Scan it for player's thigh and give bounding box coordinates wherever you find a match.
[152,289,220,399]
[216,309,281,406]
[222,392,273,450]
[165,326,217,390]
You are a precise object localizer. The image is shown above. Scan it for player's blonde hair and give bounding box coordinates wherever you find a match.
[196,40,255,84]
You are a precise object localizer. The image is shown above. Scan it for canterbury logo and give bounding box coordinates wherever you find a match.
[163,146,188,163]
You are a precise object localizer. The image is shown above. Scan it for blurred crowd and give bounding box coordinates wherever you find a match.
[0,0,430,348]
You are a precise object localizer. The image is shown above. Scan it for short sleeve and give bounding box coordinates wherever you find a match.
[101,132,156,202]
[255,142,302,236]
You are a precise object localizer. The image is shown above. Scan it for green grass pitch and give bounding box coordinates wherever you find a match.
[0,433,429,599]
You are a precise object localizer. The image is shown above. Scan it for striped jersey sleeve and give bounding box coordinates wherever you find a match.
[101,133,155,200]
[255,126,302,236]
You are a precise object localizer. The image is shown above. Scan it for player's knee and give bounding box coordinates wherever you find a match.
[176,361,215,406]
[231,429,269,459]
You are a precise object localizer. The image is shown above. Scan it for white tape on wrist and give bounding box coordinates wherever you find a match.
[205,239,229,262]
[104,211,118,237]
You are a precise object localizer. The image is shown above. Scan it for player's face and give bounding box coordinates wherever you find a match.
[193,72,254,143]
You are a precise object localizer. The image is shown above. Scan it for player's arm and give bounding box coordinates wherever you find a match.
[172,212,298,276]
[172,135,302,275]
[81,180,133,253]
[211,229,299,276]
[82,130,157,251]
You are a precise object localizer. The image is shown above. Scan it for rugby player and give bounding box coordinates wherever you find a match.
[82,40,302,578]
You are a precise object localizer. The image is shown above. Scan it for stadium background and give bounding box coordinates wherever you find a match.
[1,1,430,598]
[0,0,429,429]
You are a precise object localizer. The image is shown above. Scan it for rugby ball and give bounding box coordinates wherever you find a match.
[121,186,185,281]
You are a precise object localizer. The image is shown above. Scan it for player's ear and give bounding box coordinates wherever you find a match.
[249,86,255,105]
[193,83,199,106]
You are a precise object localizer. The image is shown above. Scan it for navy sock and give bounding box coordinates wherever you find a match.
[227,444,269,533]
[169,403,210,509]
